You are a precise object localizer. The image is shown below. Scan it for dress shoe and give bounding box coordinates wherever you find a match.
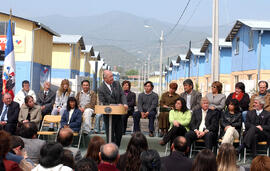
[149,132,154,137]
[159,140,166,146]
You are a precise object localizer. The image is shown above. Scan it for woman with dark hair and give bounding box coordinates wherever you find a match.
[75,158,98,171]
[225,82,250,122]
[159,82,180,137]
[0,131,22,171]
[217,143,245,171]
[159,97,191,146]
[85,136,106,164]
[61,149,75,169]
[60,97,82,132]
[121,80,136,135]
[220,99,242,144]
[117,132,148,171]
[191,149,217,171]
[206,81,226,112]
[18,95,42,128]
[32,142,72,171]
[140,149,163,171]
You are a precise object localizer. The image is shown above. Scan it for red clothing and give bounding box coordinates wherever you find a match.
[98,162,119,171]
[3,159,22,171]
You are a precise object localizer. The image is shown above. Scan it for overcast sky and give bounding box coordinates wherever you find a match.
[1,0,270,27]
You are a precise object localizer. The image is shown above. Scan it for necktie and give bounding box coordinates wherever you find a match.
[1,106,8,121]
[44,92,47,99]
[110,84,113,93]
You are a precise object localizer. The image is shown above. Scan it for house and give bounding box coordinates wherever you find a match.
[80,45,94,77]
[52,34,85,79]
[0,12,59,93]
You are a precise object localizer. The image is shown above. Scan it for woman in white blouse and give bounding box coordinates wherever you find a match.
[206,81,226,113]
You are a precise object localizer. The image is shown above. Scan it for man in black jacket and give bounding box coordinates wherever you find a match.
[98,70,128,147]
[238,96,270,157]
[185,97,219,150]
[161,136,192,171]
[0,93,20,135]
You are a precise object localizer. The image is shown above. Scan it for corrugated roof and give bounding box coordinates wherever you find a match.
[186,48,205,59]
[82,45,94,56]
[201,37,232,52]
[53,34,85,50]
[170,60,179,67]
[176,54,188,63]
[226,19,270,42]
[0,12,59,36]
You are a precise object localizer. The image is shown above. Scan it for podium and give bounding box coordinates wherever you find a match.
[95,105,127,142]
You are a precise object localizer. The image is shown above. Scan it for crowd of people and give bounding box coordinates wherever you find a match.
[0,69,270,170]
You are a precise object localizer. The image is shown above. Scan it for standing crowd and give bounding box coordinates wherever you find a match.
[0,70,270,170]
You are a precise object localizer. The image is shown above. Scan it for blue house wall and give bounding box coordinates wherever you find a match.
[189,54,197,77]
[198,56,206,77]
[261,31,270,70]
[204,45,212,75]
[220,47,232,74]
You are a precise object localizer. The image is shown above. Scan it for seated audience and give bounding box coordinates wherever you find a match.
[18,95,42,128]
[60,97,82,132]
[249,81,270,112]
[185,97,219,150]
[159,82,180,137]
[225,82,250,122]
[32,142,72,171]
[238,96,270,158]
[98,143,120,171]
[0,93,20,135]
[133,81,158,137]
[10,136,34,170]
[57,128,82,162]
[14,80,36,107]
[85,136,106,164]
[220,99,242,144]
[140,149,164,171]
[250,155,270,171]
[161,136,192,171]
[75,158,98,171]
[62,149,75,169]
[76,80,97,135]
[18,122,46,164]
[180,79,202,112]
[52,79,74,116]
[160,97,191,146]
[117,132,148,171]
[0,130,22,171]
[206,81,226,116]
[191,149,217,171]
[217,143,245,171]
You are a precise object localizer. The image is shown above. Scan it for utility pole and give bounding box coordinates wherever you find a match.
[211,0,219,82]
[159,31,164,95]
[144,61,147,83]
[148,54,151,80]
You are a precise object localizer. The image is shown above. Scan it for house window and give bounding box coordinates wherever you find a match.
[235,75,239,83]
[0,21,15,35]
[248,74,252,80]
[235,37,240,55]
[249,30,253,50]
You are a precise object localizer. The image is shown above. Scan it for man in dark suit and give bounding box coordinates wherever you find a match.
[0,93,20,135]
[161,136,192,171]
[36,81,56,118]
[238,96,270,158]
[185,97,219,150]
[180,79,202,112]
[98,70,128,147]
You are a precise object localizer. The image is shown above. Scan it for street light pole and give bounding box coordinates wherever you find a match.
[159,31,164,95]
[148,54,150,80]
[211,0,219,82]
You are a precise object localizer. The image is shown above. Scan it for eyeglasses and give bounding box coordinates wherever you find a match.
[212,86,217,88]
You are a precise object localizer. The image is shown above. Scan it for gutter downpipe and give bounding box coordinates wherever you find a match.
[30,25,42,89]
[257,30,263,91]
[69,44,72,78]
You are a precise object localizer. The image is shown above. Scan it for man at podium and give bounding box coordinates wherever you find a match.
[98,70,128,146]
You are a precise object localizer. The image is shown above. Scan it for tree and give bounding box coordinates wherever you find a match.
[125,69,138,76]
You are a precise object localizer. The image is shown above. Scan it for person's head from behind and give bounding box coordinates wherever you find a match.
[174,97,188,113]
[99,143,119,165]
[201,97,209,111]
[103,70,114,85]
[144,81,154,93]
[39,142,64,168]
[10,136,25,157]
[216,143,237,171]
[86,136,105,163]
[81,80,90,92]
[67,97,78,111]
[250,155,270,171]
[19,122,38,139]
[169,82,178,94]
[171,136,188,154]
[75,158,98,171]
[140,149,161,171]
[62,149,75,169]
[0,131,11,171]
[235,82,245,94]
[25,95,35,108]
[183,79,193,93]
[22,80,30,92]
[227,99,240,113]
[57,128,74,147]
[191,149,217,171]
[258,81,268,95]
